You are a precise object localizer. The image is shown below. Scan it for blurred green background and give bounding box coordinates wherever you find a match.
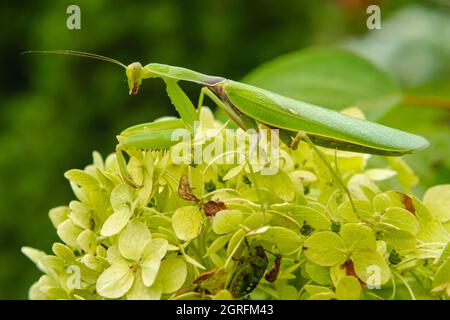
[1,0,449,299]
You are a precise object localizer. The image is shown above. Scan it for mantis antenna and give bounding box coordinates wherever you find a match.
[21,50,127,69]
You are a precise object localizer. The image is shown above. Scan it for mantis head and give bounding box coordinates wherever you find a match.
[126,62,144,95]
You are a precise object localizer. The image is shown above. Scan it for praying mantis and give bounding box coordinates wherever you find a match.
[23,50,429,207]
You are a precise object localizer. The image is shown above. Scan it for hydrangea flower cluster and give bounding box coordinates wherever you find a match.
[23,108,450,300]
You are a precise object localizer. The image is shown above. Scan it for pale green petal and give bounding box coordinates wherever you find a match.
[96,261,135,299]
[303,231,348,267]
[110,183,135,211]
[250,226,302,255]
[64,169,101,192]
[352,250,391,285]
[338,199,373,223]
[257,170,295,201]
[21,247,47,272]
[57,219,82,248]
[140,238,169,287]
[288,205,331,230]
[48,206,70,228]
[223,164,244,181]
[212,289,233,300]
[388,158,418,192]
[80,253,104,272]
[372,193,392,213]
[423,184,450,223]
[382,226,417,250]
[127,271,162,300]
[141,257,161,287]
[305,261,331,285]
[119,220,152,261]
[212,210,243,235]
[77,230,97,254]
[100,208,132,237]
[142,238,169,260]
[304,285,336,300]
[205,234,232,257]
[158,257,187,294]
[364,169,396,181]
[348,174,380,200]
[107,245,126,265]
[69,201,90,229]
[381,207,419,235]
[336,276,361,300]
[172,206,203,241]
[51,243,75,264]
[432,260,450,295]
[340,223,376,252]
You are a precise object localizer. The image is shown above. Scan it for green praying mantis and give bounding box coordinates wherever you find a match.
[23,50,429,209]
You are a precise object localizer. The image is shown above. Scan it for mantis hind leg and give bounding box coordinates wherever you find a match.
[298,132,357,213]
[198,87,259,131]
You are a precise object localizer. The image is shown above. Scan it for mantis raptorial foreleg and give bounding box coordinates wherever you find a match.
[116,84,258,187]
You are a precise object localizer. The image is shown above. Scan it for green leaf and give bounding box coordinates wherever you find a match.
[119,221,152,261]
[303,231,348,267]
[340,223,376,252]
[243,48,401,120]
[172,206,203,241]
[100,208,133,237]
[212,210,243,235]
[96,261,135,299]
[336,276,361,300]
[158,257,187,294]
[423,185,450,223]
